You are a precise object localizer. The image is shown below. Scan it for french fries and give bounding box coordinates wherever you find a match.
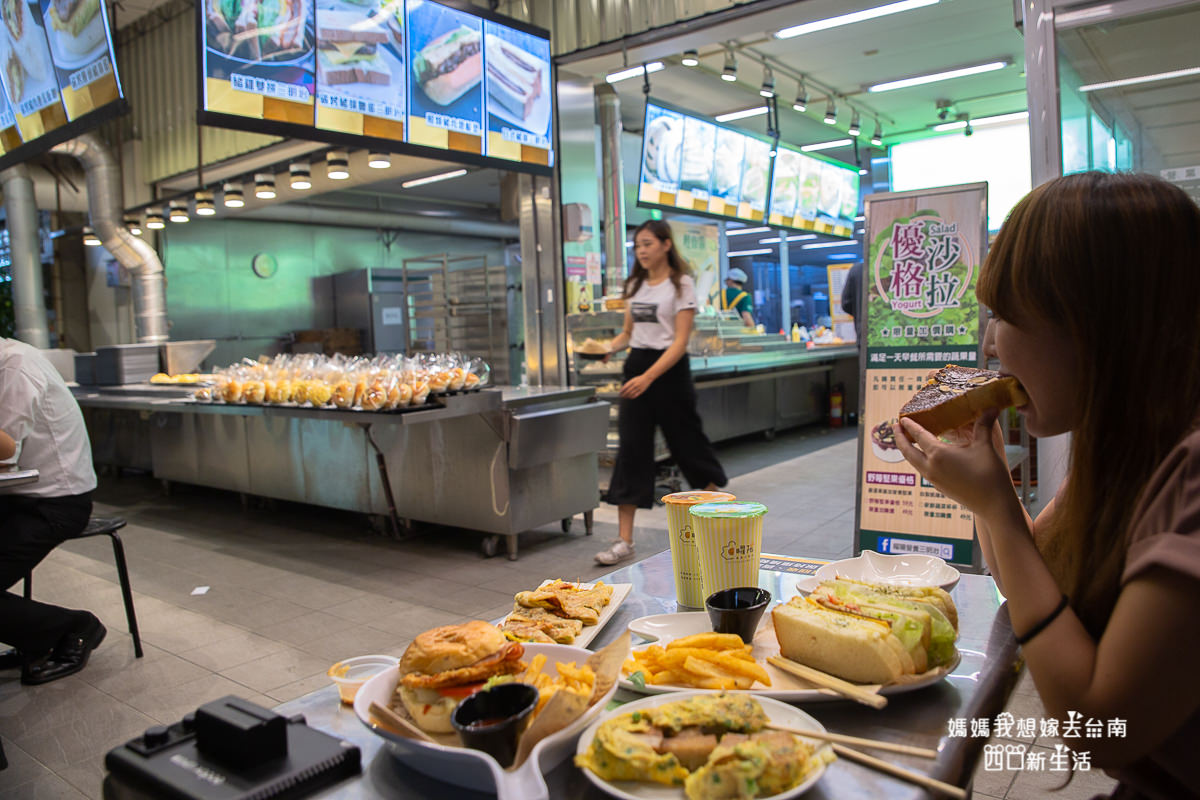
[623,633,772,690]
[518,653,596,714]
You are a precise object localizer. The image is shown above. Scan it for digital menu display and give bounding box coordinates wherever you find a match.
[0,0,124,171]
[638,99,858,235]
[198,0,553,174]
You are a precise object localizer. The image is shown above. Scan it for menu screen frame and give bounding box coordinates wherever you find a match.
[196,0,554,176]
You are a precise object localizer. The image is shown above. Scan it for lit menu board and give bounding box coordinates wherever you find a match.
[198,0,553,174]
[0,0,125,171]
[638,99,777,225]
[768,142,859,238]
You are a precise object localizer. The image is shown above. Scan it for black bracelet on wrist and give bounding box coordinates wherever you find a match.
[1015,594,1070,646]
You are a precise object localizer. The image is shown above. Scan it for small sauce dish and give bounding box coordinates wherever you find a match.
[327,655,400,704]
[451,682,540,767]
[705,587,772,643]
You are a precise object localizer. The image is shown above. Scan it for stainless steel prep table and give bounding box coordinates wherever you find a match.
[101,549,1021,799]
[74,386,609,560]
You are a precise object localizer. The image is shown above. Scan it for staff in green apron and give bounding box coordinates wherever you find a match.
[719,267,756,328]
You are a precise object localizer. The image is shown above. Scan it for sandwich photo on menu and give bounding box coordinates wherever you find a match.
[412,24,480,106]
[45,0,105,62]
[484,32,541,121]
[205,0,309,61]
[1,0,53,104]
[317,9,390,87]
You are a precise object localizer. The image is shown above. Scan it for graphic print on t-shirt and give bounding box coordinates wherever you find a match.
[632,302,659,323]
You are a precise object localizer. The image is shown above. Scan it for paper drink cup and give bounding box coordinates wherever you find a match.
[663,491,736,607]
[689,501,769,599]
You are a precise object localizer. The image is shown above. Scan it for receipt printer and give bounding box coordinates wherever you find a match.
[105,696,360,799]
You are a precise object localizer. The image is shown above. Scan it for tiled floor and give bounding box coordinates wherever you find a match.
[0,425,1114,799]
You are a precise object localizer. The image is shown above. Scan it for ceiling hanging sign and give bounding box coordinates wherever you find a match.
[853,182,988,566]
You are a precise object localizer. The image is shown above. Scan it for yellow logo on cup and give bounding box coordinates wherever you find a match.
[720,540,756,562]
[679,524,695,544]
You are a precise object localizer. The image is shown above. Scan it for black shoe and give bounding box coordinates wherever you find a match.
[0,647,23,670]
[21,617,107,686]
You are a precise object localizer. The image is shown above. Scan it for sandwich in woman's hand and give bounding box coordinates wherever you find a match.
[771,578,959,684]
[396,620,526,733]
[899,364,1028,436]
[413,25,481,105]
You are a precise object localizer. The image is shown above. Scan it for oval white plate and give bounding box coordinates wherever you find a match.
[870,439,906,463]
[354,642,617,800]
[575,690,832,800]
[814,551,960,591]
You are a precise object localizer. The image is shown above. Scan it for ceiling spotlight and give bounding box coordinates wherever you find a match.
[858,165,869,176]
[289,162,312,190]
[824,98,838,125]
[721,48,737,82]
[169,199,189,223]
[194,190,216,216]
[759,67,775,98]
[870,121,883,146]
[792,80,808,112]
[83,225,101,246]
[326,150,350,180]
[255,173,277,199]
[964,119,974,137]
[222,182,244,208]
[123,215,142,236]
[681,49,699,67]
[146,209,165,230]
[848,112,861,137]
[368,151,391,169]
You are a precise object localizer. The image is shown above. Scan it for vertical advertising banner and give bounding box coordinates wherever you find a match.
[39,0,120,120]
[314,0,406,141]
[406,0,483,155]
[855,182,988,565]
[483,19,550,166]
[0,0,68,141]
[673,222,719,309]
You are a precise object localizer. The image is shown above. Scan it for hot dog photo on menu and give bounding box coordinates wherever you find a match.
[405,0,482,149]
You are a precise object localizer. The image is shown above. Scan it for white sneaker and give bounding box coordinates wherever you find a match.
[594,539,635,566]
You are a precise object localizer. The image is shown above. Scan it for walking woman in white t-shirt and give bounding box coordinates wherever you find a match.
[595,220,727,565]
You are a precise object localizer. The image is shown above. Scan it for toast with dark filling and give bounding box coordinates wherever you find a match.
[899,364,1028,436]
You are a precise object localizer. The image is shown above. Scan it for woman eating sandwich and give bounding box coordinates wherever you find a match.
[894,171,1200,800]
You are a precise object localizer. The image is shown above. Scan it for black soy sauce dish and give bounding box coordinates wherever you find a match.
[705,587,772,643]
[450,682,540,767]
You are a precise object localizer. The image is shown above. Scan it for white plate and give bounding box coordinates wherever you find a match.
[870,439,906,463]
[575,690,832,800]
[354,642,617,800]
[621,611,959,702]
[814,551,960,591]
[503,581,632,649]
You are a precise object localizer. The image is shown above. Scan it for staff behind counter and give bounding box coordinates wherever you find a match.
[719,268,756,329]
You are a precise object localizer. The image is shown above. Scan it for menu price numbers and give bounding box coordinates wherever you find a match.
[231,73,311,102]
[320,94,403,121]
[18,87,60,118]
[500,126,547,149]
[68,56,112,91]
[425,112,480,136]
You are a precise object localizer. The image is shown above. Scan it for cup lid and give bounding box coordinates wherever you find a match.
[663,490,736,505]
[688,501,768,518]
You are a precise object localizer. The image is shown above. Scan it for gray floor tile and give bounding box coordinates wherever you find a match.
[0,773,90,800]
[0,734,53,790]
[175,629,291,672]
[218,646,332,695]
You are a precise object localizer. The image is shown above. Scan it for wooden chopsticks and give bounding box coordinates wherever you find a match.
[368,701,437,743]
[767,723,937,759]
[766,655,888,709]
[832,743,967,799]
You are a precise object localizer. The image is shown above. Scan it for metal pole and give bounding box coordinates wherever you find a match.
[596,83,627,298]
[778,228,791,333]
[1,165,50,348]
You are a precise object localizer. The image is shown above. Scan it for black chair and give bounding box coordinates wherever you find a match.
[24,517,143,658]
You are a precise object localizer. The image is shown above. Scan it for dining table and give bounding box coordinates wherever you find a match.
[102,549,1022,800]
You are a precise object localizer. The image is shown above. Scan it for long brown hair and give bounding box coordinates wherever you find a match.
[977,172,1200,636]
[624,220,692,298]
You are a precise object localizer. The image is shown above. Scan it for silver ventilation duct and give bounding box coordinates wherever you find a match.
[51,133,169,343]
[596,84,627,298]
[1,164,51,347]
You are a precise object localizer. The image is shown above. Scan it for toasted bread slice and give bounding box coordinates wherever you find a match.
[899,364,1028,436]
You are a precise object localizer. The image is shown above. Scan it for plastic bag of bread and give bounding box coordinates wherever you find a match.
[465,356,490,389]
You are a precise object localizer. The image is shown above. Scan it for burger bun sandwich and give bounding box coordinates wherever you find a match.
[413,25,481,106]
[397,620,526,734]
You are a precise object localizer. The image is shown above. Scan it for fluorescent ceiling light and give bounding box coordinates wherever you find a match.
[868,60,1009,93]
[776,0,939,39]
[402,169,468,189]
[828,253,859,260]
[759,234,818,244]
[803,240,858,249]
[606,62,664,83]
[1079,66,1200,93]
[728,248,772,257]
[715,106,768,122]
[726,226,772,237]
[932,110,1028,132]
[800,138,853,152]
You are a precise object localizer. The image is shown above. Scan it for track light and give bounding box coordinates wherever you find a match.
[83,225,101,246]
[146,210,165,230]
[124,215,142,236]
[681,49,699,67]
[721,48,737,82]
[289,162,311,190]
[759,67,775,98]
[848,112,861,137]
[222,182,244,208]
[326,150,350,179]
[169,199,189,223]
[368,151,391,169]
[792,81,808,112]
[870,121,883,146]
[255,173,276,199]
[824,98,838,125]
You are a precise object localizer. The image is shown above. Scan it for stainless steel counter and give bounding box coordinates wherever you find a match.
[100,550,1017,799]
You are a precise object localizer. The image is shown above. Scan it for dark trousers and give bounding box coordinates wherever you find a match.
[0,492,93,656]
[607,349,727,509]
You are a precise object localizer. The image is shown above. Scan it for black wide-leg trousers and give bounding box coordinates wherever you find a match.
[607,349,727,509]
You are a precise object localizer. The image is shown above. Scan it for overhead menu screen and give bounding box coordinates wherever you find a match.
[638,99,858,235]
[0,0,124,170]
[199,0,553,174]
